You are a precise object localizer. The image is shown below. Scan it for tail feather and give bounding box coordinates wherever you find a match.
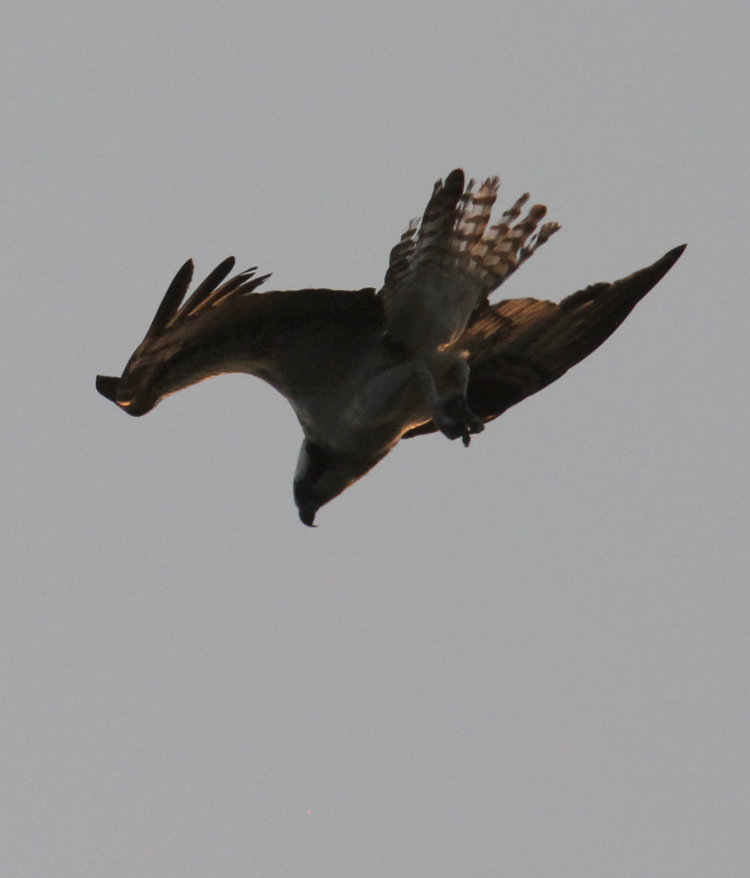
[476,207,560,292]
[381,170,560,315]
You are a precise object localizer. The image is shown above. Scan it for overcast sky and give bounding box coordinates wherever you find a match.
[4,1,749,876]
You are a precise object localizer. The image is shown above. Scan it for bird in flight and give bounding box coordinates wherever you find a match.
[96,169,685,525]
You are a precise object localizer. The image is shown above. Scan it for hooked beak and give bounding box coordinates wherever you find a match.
[298,505,318,527]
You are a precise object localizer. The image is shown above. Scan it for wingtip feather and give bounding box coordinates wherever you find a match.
[95,374,120,402]
[623,243,687,295]
[146,259,195,338]
[665,243,687,263]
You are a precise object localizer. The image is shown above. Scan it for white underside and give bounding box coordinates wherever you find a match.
[381,268,484,353]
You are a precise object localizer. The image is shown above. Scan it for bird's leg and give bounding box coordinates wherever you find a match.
[348,354,483,446]
[417,354,484,446]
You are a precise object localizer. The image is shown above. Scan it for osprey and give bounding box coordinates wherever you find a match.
[96,169,685,525]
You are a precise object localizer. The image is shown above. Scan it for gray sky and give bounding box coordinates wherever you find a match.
[4,1,749,875]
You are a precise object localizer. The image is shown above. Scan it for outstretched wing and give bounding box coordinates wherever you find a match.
[403,244,686,438]
[96,257,382,415]
[95,256,271,409]
[378,168,560,349]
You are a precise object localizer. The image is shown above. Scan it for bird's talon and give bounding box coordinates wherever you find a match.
[436,392,484,444]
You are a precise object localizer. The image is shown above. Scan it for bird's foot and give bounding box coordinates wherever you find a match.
[435,392,484,446]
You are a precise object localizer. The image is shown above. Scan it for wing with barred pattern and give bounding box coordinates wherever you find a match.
[403,245,686,438]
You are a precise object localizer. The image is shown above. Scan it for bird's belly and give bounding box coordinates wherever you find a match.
[288,356,430,455]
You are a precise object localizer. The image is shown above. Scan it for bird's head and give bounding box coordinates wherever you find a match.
[293,439,383,527]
